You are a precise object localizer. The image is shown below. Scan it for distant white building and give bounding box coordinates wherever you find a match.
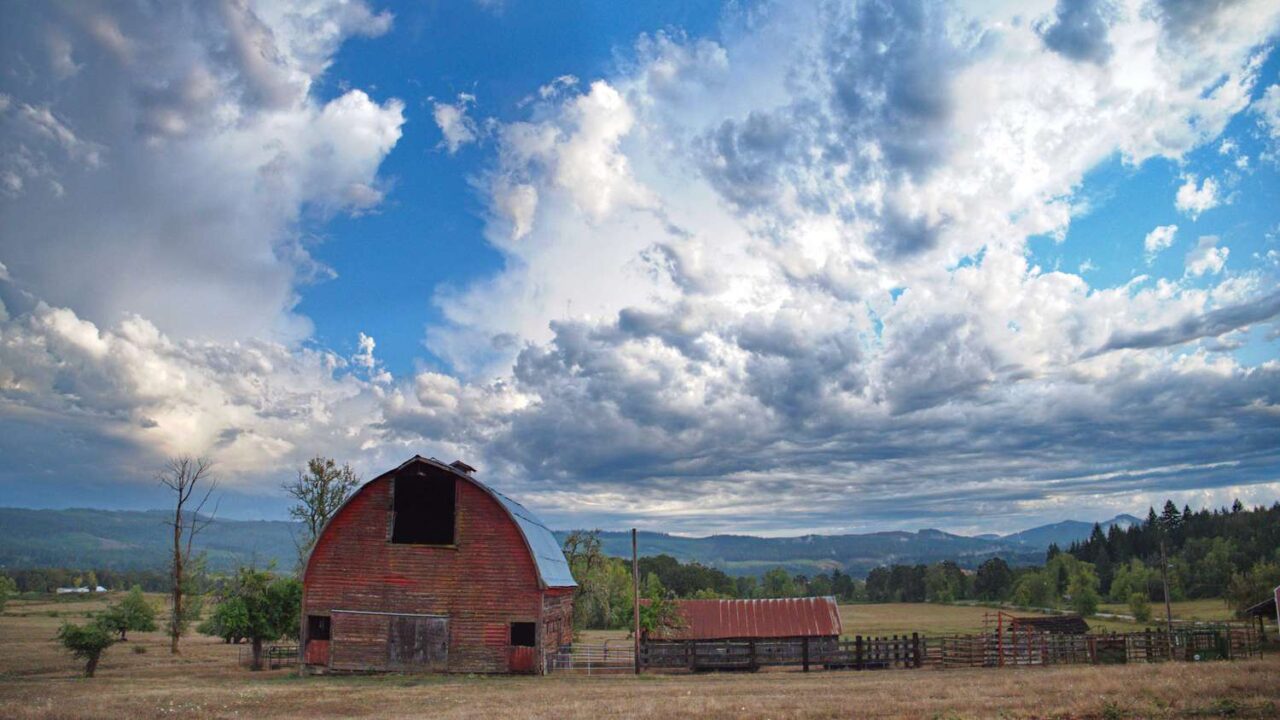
[54,586,107,594]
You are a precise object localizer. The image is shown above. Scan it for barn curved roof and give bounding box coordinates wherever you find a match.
[394,456,576,589]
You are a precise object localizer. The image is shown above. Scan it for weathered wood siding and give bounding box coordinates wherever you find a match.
[541,588,575,651]
[304,464,547,673]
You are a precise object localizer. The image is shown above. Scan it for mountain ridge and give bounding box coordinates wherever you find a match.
[0,506,1139,577]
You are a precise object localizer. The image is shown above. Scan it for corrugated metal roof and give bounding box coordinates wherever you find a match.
[489,489,577,589]
[661,597,842,640]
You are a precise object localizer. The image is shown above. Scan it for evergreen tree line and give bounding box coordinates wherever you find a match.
[1065,499,1280,606]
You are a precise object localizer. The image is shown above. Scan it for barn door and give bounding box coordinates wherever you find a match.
[387,615,448,671]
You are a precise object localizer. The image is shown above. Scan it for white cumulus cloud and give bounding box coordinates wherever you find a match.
[1175,175,1220,219]
[1185,235,1229,276]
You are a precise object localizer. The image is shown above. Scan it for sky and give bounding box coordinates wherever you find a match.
[1,0,1279,537]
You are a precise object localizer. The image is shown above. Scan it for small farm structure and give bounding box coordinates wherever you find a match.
[301,456,576,674]
[1243,588,1278,641]
[627,600,1261,673]
[641,597,844,671]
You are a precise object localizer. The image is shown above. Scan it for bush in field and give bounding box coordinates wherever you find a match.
[0,575,17,613]
[97,586,157,640]
[57,621,116,677]
[1065,566,1101,616]
[208,567,302,670]
[198,597,250,644]
[1225,559,1280,617]
[1012,572,1053,607]
[1128,593,1152,622]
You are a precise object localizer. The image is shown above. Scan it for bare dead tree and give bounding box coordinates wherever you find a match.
[158,455,217,655]
[283,457,360,571]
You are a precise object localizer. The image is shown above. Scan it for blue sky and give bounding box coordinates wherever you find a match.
[1,0,1279,535]
[298,1,729,378]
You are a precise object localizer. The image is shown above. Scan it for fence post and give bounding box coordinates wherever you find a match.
[912,632,921,668]
[802,637,810,672]
[856,635,863,670]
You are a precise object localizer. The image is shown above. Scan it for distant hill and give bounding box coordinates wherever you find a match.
[0,506,1135,576]
[0,508,297,572]
[997,514,1141,550]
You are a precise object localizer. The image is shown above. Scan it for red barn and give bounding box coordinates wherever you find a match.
[301,456,576,674]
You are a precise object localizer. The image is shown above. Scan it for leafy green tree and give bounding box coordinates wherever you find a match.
[57,621,117,677]
[216,567,302,670]
[1012,571,1053,607]
[0,575,16,612]
[1128,593,1152,623]
[831,569,859,602]
[761,567,799,598]
[1068,571,1100,616]
[925,561,967,602]
[1108,559,1155,603]
[562,531,634,631]
[283,457,361,569]
[637,574,682,638]
[198,597,250,644]
[974,558,1014,601]
[98,586,157,640]
[1225,560,1280,617]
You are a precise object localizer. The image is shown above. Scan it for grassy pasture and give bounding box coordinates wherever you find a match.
[2,595,1276,719]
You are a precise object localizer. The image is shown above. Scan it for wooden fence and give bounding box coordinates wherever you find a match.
[629,623,1260,673]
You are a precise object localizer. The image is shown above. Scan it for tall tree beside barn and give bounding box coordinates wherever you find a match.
[283,457,361,570]
[158,455,216,655]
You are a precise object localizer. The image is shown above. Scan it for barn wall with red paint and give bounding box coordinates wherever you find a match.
[303,462,555,674]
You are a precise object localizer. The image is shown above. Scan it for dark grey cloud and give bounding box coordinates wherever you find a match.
[697,0,966,242]
[1155,0,1247,39]
[825,0,960,177]
[1037,0,1116,64]
[1097,289,1280,353]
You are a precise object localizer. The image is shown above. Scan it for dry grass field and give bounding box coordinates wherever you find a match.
[3,594,1276,719]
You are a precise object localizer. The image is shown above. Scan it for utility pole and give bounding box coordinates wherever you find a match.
[632,528,640,675]
[1160,537,1173,636]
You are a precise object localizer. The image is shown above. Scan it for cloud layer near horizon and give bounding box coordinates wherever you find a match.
[2,0,1279,534]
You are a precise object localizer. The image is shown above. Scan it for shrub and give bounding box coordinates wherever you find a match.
[97,586,158,640]
[1128,593,1152,623]
[57,621,116,677]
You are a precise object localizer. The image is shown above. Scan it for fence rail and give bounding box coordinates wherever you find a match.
[622,622,1260,674]
[545,641,635,674]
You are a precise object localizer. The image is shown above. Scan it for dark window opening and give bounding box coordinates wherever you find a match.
[392,472,456,544]
[510,622,536,647]
[307,615,330,641]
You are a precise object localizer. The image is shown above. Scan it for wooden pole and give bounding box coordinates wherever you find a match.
[1160,538,1174,638]
[632,528,640,675]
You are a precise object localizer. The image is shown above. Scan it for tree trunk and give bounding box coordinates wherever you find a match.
[251,637,263,671]
[85,654,100,678]
[171,503,183,655]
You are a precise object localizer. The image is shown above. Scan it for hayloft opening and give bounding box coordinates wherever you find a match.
[510,622,536,647]
[392,472,456,545]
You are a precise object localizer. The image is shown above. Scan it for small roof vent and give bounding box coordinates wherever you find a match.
[449,460,476,474]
